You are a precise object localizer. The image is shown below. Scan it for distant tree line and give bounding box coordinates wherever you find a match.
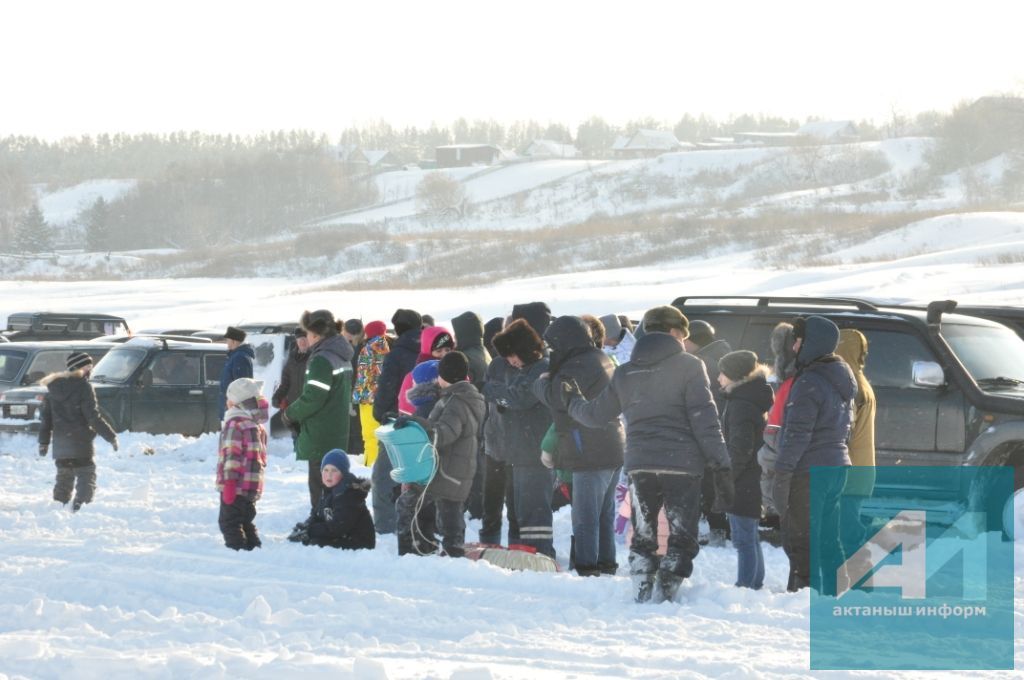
[1,100,1020,254]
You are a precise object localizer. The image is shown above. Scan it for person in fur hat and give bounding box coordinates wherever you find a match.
[564,305,732,603]
[38,351,119,512]
[717,350,773,589]
[757,321,799,519]
[219,326,254,419]
[289,449,375,550]
[285,309,354,510]
[217,377,269,550]
[484,317,554,557]
[773,315,855,593]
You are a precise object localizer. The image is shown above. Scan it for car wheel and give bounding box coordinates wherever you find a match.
[1002,466,1024,542]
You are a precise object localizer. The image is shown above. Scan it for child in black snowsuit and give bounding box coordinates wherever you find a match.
[289,449,375,549]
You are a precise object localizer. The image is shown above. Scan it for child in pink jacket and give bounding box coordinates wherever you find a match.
[216,378,269,551]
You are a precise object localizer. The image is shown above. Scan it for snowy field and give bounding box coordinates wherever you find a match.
[2,244,1024,678]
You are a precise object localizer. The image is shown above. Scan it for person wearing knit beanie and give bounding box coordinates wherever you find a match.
[392,309,422,338]
[66,352,94,372]
[718,350,758,383]
[320,448,351,475]
[365,320,387,339]
[438,351,469,385]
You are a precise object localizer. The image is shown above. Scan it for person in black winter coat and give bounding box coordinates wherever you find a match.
[370,308,422,534]
[534,315,625,576]
[773,315,855,593]
[219,326,255,418]
[566,306,732,603]
[291,449,375,549]
[452,311,491,520]
[717,350,774,589]
[38,352,119,511]
[684,319,733,544]
[483,316,554,557]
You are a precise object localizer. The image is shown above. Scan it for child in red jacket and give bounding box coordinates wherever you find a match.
[216,378,268,551]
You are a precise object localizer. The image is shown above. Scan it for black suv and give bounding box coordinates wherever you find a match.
[3,312,131,341]
[1,338,227,436]
[670,296,1024,523]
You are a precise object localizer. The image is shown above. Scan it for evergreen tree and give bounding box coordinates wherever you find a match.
[14,202,52,254]
[84,196,111,251]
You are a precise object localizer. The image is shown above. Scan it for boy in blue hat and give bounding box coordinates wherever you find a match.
[289,449,375,549]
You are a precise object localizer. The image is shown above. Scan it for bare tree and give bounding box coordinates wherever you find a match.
[416,172,467,220]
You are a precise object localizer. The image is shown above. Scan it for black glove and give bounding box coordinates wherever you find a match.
[287,522,310,543]
[710,467,735,514]
[558,378,583,410]
[39,444,48,457]
[393,415,413,429]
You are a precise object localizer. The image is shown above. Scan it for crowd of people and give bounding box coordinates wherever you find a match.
[36,301,876,603]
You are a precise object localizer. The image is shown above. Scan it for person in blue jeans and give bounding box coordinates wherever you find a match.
[717,350,774,589]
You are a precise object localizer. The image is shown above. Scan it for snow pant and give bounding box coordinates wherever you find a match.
[359,404,381,467]
[480,455,518,545]
[700,466,730,538]
[782,470,845,594]
[348,408,364,456]
[728,513,765,589]
[219,496,260,550]
[435,498,467,558]
[307,457,323,510]
[628,471,702,581]
[464,447,485,520]
[371,451,399,534]
[571,467,619,575]
[53,457,96,508]
[840,493,869,549]
[513,464,555,558]
[396,483,438,556]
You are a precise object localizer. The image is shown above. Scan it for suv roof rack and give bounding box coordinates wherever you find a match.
[671,295,880,311]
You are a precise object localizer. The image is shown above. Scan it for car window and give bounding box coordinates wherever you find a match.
[149,353,201,385]
[204,355,227,385]
[92,348,147,383]
[0,349,28,383]
[942,322,1024,383]
[23,351,72,384]
[103,320,130,336]
[861,330,937,388]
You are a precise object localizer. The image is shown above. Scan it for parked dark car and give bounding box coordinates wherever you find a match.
[0,341,117,397]
[2,338,227,436]
[2,312,130,341]
[670,296,1024,530]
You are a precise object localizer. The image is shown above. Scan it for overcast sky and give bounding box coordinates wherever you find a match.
[4,0,1022,139]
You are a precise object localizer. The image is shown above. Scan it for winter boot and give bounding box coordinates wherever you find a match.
[575,564,602,577]
[598,561,619,576]
[633,574,656,603]
[658,572,684,602]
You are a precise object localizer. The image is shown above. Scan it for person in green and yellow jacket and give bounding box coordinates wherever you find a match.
[285,309,354,509]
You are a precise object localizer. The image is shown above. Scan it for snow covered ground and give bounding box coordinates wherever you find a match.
[2,245,1024,678]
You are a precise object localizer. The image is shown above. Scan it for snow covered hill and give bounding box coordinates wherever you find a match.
[8,136,1024,285]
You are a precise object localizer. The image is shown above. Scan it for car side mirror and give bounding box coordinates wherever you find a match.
[912,361,945,388]
[137,369,153,388]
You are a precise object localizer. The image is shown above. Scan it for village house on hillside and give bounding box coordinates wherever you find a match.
[329,144,400,173]
[434,143,512,168]
[795,120,859,141]
[611,129,692,158]
[524,139,579,159]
